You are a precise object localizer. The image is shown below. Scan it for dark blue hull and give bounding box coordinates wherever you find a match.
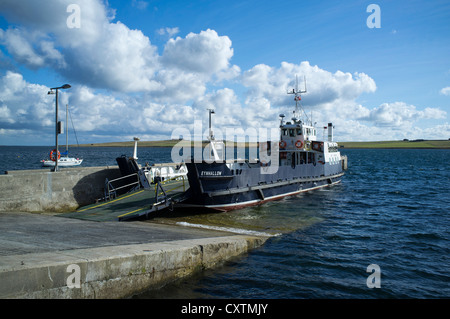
[179,160,344,211]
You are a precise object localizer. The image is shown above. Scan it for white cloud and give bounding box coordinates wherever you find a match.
[440,87,450,96]
[0,0,158,92]
[193,88,243,127]
[64,21,161,92]
[149,29,239,102]
[157,27,180,38]
[161,29,234,76]
[0,1,238,97]
[359,102,446,127]
[0,71,54,133]
[132,0,149,11]
[242,61,377,108]
[149,68,207,103]
[0,28,43,68]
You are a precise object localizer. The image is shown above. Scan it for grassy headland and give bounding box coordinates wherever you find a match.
[77,139,183,147]
[76,140,256,148]
[338,139,450,149]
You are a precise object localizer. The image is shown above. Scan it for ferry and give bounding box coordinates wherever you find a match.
[178,79,347,212]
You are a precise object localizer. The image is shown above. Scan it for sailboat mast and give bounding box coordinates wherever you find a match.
[66,104,69,156]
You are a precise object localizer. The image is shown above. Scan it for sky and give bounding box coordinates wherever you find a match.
[0,0,449,146]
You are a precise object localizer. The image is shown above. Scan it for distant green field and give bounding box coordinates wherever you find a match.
[77,140,255,148]
[77,139,450,149]
[338,140,450,149]
[78,140,182,147]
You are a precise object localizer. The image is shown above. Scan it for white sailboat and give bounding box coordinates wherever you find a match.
[41,104,83,167]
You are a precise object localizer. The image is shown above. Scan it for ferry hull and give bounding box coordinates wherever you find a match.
[178,161,344,211]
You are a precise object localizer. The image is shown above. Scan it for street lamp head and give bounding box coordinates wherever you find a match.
[50,84,71,90]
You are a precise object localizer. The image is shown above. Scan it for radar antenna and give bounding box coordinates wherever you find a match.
[287,75,307,123]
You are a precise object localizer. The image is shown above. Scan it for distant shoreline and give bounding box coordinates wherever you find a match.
[72,139,450,149]
[338,139,450,149]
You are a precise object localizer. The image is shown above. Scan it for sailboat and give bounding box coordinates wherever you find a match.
[41,104,83,167]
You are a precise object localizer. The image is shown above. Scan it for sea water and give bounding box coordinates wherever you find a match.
[138,148,450,299]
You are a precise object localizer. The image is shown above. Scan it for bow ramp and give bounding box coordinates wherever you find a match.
[62,157,190,222]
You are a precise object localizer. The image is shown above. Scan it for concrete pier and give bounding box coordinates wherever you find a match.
[0,167,269,298]
[0,166,122,213]
[0,212,268,299]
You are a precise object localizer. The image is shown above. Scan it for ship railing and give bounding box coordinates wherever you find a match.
[104,172,141,201]
[153,175,188,198]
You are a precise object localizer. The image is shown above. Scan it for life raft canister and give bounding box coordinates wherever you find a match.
[295,140,303,148]
[50,149,61,161]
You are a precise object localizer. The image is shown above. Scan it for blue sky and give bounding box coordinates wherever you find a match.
[0,0,449,145]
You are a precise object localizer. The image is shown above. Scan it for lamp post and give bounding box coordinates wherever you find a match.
[207,108,215,141]
[48,84,71,171]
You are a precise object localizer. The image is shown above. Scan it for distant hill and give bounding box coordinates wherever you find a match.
[77,139,184,147]
[338,140,450,149]
[76,139,258,148]
[75,139,450,149]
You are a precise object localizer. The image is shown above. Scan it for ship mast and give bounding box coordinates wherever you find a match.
[287,75,308,124]
[206,108,220,161]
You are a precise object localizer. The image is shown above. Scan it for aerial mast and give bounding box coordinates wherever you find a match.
[287,75,307,123]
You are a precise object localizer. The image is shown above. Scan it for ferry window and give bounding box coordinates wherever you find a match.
[313,129,316,136]
[296,129,302,135]
[300,152,306,164]
[282,129,288,136]
[289,129,295,137]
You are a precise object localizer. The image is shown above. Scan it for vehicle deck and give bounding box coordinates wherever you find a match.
[61,178,189,222]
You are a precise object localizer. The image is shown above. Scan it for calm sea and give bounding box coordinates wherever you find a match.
[0,146,449,298]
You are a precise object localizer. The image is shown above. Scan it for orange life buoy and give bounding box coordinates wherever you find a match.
[295,140,303,148]
[50,149,61,161]
[279,140,287,149]
[260,161,269,167]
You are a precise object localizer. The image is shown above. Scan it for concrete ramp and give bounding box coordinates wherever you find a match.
[62,178,189,222]
[0,212,267,299]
